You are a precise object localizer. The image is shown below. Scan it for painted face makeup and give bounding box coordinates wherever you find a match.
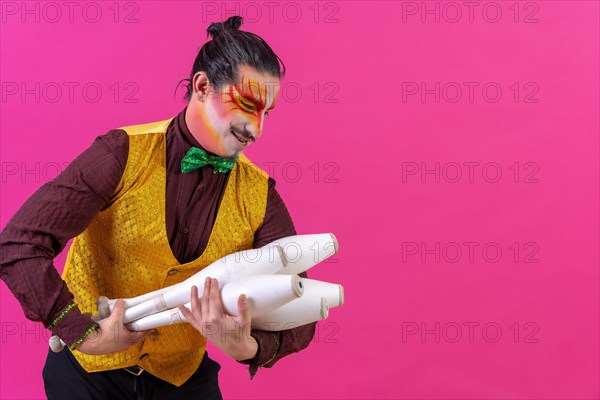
[190,65,280,159]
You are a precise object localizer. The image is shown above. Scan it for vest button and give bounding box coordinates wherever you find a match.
[182,227,189,234]
[168,269,179,276]
[140,353,149,361]
[150,330,159,340]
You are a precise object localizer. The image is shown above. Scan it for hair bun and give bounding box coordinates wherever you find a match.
[207,16,243,39]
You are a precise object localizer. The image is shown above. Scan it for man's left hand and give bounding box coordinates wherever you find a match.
[179,277,258,361]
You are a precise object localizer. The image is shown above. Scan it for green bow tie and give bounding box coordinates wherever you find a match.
[180,147,238,174]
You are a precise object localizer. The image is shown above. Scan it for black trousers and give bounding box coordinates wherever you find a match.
[42,348,223,400]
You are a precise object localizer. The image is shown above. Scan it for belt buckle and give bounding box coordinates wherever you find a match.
[123,365,144,376]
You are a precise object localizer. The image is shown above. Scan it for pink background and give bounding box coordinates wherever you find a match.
[1,1,599,399]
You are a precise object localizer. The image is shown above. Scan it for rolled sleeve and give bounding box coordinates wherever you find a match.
[0,129,128,344]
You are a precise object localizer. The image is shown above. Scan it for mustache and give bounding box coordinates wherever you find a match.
[230,126,255,142]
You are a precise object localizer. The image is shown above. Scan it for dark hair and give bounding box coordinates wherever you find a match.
[175,16,286,102]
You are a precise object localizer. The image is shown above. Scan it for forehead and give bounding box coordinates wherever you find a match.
[229,65,280,102]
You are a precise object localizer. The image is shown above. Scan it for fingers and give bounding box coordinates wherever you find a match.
[179,286,202,324]
[190,285,202,319]
[237,294,251,324]
[111,299,125,324]
[201,277,210,318]
[208,278,223,316]
[178,304,192,321]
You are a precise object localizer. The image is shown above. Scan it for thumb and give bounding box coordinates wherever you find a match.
[237,294,251,323]
[110,299,125,324]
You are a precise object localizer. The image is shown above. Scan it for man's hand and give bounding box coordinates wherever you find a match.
[76,299,151,355]
[178,277,258,361]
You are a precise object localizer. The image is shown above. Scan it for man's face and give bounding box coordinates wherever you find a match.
[188,64,280,159]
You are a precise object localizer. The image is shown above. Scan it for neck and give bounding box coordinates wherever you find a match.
[184,104,223,154]
[184,105,206,146]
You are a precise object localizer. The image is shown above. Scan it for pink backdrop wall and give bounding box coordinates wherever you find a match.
[1,1,599,399]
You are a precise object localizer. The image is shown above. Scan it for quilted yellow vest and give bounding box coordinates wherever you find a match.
[61,118,269,386]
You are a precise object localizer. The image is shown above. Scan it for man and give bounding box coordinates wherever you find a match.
[0,16,316,399]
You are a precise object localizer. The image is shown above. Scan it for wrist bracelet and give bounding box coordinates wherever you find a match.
[69,323,100,351]
[46,302,77,329]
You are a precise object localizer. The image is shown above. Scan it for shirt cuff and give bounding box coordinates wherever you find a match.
[237,330,281,379]
[49,303,98,348]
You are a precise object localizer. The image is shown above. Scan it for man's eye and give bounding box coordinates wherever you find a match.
[240,101,256,111]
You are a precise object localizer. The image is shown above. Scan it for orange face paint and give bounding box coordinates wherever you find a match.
[186,66,280,159]
[220,74,277,134]
[226,75,274,106]
[195,105,227,155]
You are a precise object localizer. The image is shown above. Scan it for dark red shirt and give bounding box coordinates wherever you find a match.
[0,107,315,378]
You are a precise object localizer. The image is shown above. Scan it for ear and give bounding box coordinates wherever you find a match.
[192,71,211,97]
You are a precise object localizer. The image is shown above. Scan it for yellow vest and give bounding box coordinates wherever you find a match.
[62,118,269,386]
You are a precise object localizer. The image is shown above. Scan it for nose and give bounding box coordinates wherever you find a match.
[247,113,266,140]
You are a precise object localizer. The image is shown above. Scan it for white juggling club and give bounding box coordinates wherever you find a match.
[49,233,343,352]
[298,278,344,308]
[252,296,329,331]
[104,233,338,320]
[105,286,173,310]
[121,245,287,323]
[126,274,304,331]
[268,233,338,275]
[251,278,343,330]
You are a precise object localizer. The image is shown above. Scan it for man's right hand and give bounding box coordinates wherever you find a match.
[75,299,151,355]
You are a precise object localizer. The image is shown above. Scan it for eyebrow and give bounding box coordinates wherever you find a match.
[235,76,277,111]
[239,93,276,111]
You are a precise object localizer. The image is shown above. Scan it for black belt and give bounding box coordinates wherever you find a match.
[123,365,145,376]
